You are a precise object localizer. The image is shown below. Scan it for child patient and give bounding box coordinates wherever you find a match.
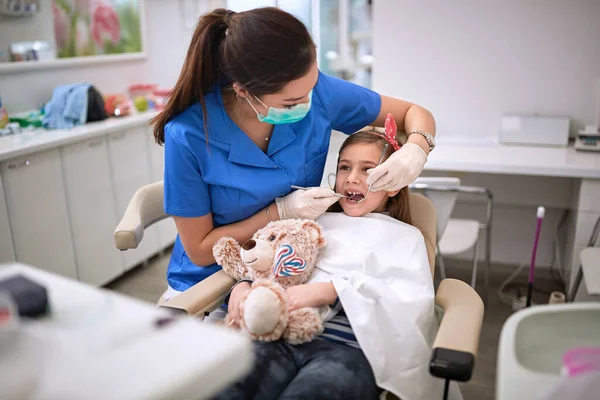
[212,125,419,400]
[311,125,414,346]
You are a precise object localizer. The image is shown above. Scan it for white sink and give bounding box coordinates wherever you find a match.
[497,303,600,399]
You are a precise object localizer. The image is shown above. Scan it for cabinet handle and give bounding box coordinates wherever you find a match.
[89,139,104,147]
[7,160,31,169]
[111,133,126,141]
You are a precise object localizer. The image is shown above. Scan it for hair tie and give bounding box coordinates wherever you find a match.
[225,10,236,24]
[224,10,236,36]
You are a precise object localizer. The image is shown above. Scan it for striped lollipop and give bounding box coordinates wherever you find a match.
[274,244,306,277]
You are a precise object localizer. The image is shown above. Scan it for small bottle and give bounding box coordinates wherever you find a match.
[549,291,565,304]
[0,93,8,129]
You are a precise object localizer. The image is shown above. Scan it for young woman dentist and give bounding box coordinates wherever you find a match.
[153,7,437,323]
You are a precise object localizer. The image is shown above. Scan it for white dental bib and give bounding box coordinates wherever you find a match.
[309,212,462,400]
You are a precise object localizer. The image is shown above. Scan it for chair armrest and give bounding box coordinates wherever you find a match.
[114,181,168,250]
[159,270,236,317]
[430,278,484,382]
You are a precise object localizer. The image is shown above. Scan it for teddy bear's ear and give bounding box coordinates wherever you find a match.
[302,221,326,248]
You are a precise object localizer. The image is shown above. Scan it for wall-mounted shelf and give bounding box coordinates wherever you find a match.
[0,0,40,17]
[0,53,147,75]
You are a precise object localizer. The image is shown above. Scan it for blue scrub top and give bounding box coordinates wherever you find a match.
[163,70,382,291]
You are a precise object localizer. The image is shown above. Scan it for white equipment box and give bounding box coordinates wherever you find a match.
[500,115,570,147]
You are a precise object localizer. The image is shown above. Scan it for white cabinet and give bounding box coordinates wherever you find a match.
[0,149,78,279]
[0,176,15,263]
[146,129,177,248]
[61,137,124,286]
[108,127,159,270]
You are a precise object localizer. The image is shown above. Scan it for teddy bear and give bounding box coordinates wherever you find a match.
[212,219,327,345]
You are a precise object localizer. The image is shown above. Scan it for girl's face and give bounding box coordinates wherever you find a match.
[335,142,400,217]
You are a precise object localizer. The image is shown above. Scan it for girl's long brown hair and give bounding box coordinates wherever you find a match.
[328,131,412,225]
[151,7,316,145]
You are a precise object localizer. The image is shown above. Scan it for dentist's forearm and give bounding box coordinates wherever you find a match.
[404,105,435,156]
[181,203,279,266]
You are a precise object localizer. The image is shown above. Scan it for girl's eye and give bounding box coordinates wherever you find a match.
[362,167,371,172]
[269,235,276,241]
[338,165,350,171]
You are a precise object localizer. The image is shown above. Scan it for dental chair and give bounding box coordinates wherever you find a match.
[114,181,485,396]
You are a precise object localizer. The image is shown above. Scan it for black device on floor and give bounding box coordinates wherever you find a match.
[0,274,49,317]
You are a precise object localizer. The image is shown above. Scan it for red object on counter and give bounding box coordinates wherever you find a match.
[128,84,158,99]
[152,88,172,110]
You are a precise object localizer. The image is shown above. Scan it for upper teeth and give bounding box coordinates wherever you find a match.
[347,191,361,195]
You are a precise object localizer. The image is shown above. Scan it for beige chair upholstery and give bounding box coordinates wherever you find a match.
[114,181,484,381]
[409,192,484,358]
[114,181,168,250]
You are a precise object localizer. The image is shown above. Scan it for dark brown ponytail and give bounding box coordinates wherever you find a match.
[151,7,316,145]
[151,8,229,144]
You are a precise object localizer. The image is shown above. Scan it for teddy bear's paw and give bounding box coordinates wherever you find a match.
[282,307,324,345]
[213,237,240,262]
[241,281,288,341]
[213,237,245,278]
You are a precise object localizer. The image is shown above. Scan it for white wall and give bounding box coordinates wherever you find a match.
[372,0,600,143]
[0,0,212,113]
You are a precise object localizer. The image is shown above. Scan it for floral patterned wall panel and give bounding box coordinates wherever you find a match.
[52,0,143,58]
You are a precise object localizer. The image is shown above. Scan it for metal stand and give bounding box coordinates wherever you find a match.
[443,379,450,400]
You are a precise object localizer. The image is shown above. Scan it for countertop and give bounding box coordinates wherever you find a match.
[424,142,600,179]
[0,110,158,162]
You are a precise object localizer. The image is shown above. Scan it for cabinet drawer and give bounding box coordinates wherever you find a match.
[61,137,125,285]
[574,211,600,246]
[1,149,77,279]
[580,179,600,213]
[0,176,15,263]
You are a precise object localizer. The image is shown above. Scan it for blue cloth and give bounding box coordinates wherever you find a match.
[163,70,382,291]
[43,83,91,129]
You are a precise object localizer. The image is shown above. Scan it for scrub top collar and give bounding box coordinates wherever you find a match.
[210,80,299,169]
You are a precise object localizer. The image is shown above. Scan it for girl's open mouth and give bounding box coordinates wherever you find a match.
[345,190,365,203]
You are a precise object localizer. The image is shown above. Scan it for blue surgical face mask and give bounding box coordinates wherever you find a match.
[246,90,312,125]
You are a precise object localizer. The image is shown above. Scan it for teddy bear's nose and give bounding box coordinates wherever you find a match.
[242,239,256,251]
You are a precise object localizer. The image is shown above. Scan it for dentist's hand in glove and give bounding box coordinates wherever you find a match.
[366,143,428,191]
[276,187,339,220]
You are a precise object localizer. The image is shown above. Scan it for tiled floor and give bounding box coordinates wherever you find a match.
[105,252,564,400]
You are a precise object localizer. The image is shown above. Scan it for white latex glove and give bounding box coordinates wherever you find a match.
[276,187,339,220]
[366,143,428,191]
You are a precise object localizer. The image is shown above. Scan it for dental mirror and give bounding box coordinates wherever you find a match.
[327,172,366,203]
